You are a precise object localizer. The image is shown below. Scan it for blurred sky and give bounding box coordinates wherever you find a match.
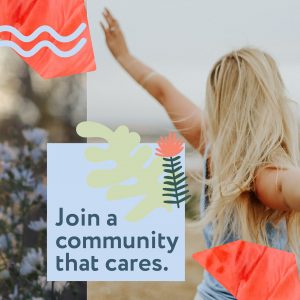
[87,0,300,135]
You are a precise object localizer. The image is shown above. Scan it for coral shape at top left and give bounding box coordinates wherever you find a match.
[0,0,96,78]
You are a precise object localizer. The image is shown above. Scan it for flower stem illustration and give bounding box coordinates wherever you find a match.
[156,132,191,208]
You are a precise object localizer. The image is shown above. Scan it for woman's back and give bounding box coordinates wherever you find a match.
[196,147,289,300]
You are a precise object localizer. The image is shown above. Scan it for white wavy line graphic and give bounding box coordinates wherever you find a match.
[0,38,87,58]
[0,23,87,43]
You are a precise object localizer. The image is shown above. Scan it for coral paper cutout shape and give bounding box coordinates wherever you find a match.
[193,240,300,300]
[0,0,96,78]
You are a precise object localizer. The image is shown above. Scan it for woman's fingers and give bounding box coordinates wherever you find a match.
[100,21,108,36]
[103,7,118,28]
[105,8,118,25]
[101,9,121,38]
[100,8,129,59]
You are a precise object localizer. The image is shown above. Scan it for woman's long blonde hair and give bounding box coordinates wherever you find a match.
[202,47,300,259]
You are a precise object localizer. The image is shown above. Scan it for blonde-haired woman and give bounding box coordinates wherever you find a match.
[101,8,300,300]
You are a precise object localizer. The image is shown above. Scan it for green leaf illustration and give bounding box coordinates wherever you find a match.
[162,156,191,208]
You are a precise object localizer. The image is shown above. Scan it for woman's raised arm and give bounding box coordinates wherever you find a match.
[100,8,207,153]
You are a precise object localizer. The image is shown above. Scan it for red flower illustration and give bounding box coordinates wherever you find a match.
[193,240,300,300]
[155,132,183,157]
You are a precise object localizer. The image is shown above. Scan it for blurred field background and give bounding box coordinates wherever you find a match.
[0,48,86,143]
[0,48,87,299]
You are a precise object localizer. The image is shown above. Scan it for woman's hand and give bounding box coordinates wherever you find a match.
[99,8,206,153]
[100,8,129,60]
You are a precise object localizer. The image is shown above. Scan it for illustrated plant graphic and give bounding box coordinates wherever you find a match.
[76,121,172,221]
[156,132,191,208]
